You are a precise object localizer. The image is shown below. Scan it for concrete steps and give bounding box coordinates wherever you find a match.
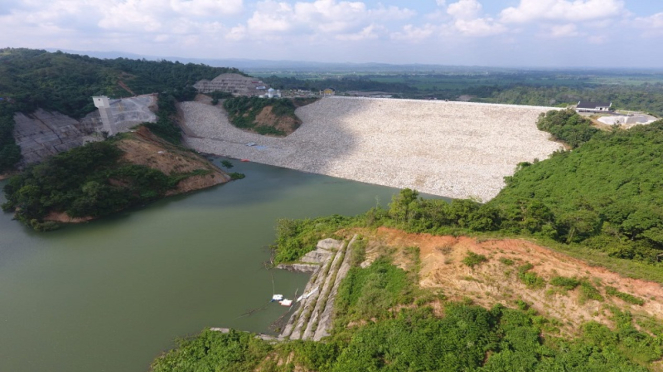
[280,234,358,341]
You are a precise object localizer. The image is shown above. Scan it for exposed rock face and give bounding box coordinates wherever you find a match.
[13,109,94,166]
[13,95,158,166]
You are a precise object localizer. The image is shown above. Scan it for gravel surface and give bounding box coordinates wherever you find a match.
[182,97,562,200]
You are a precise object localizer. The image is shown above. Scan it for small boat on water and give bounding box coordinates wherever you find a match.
[279,299,293,307]
[271,294,284,302]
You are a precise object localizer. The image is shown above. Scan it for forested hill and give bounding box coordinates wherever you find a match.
[0,48,243,173]
[0,48,242,118]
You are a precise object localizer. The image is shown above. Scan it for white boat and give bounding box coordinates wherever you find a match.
[279,299,293,307]
[272,294,284,301]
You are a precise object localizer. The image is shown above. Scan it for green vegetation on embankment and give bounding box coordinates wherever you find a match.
[268,112,663,281]
[0,47,242,171]
[223,96,317,136]
[152,234,663,372]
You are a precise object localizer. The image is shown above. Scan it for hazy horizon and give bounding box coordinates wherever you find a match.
[1,0,661,68]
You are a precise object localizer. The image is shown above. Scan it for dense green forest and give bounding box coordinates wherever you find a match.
[0,102,21,172]
[0,48,240,117]
[535,108,599,149]
[0,48,241,172]
[0,140,183,231]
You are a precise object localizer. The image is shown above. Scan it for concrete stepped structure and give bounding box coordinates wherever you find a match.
[194,73,268,96]
[280,235,358,341]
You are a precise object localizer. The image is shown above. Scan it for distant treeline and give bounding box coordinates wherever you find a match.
[263,75,417,95]
[263,72,663,117]
[481,84,663,117]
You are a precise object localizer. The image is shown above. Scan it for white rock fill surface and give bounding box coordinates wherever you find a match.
[182,97,562,201]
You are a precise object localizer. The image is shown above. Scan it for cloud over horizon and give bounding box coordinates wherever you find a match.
[0,0,660,67]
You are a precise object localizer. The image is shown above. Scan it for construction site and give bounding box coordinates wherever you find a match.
[182,96,562,201]
[193,73,269,96]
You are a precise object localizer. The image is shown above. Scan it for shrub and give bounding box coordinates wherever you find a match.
[550,276,581,291]
[463,251,488,268]
[579,281,604,303]
[499,257,515,266]
[605,286,645,306]
[517,263,546,289]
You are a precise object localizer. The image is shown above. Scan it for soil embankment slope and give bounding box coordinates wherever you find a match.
[361,227,663,336]
[115,126,229,195]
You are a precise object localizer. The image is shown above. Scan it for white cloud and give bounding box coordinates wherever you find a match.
[242,0,414,40]
[636,12,663,29]
[98,0,243,33]
[447,0,481,20]
[445,0,506,37]
[500,0,624,23]
[634,12,663,36]
[336,24,383,41]
[170,0,243,17]
[588,35,608,44]
[549,23,579,37]
[454,18,507,37]
[391,24,437,41]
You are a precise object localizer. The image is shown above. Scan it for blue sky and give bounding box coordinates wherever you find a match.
[0,0,661,67]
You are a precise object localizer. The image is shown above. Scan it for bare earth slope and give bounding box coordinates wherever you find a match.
[360,228,663,336]
[183,97,561,200]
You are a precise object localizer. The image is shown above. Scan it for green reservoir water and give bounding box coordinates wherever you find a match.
[0,159,409,372]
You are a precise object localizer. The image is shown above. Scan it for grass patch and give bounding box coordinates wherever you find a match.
[499,257,515,266]
[334,255,414,324]
[463,251,488,268]
[550,276,581,291]
[605,286,645,306]
[517,263,546,289]
[579,281,604,304]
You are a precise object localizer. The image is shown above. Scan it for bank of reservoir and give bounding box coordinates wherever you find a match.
[0,159,421,372]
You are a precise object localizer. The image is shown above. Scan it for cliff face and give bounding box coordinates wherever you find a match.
[12,95,158,167]
[13,109,102,167]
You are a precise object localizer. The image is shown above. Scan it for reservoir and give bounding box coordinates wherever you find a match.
[0,159,411,372]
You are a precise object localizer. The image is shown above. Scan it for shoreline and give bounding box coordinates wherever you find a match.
[210,236,358,343]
